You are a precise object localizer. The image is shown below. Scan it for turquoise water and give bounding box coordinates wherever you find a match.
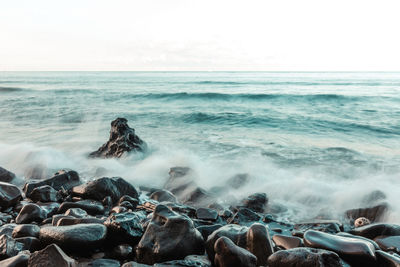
[1,72,399,222]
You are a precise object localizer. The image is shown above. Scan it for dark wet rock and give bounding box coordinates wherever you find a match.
[336,232,380,250]
[0,182,22,208]
[304,230,376,266]
[0,234,24,259]
[111,244,133,260]
[39,223,107,251]
[241,193,267,213]
[136,204,204,265]
[246,223,273,266]
[0,167,16,184]
[294,220,342,235]
[0,251,30,266]
[87,258,121,267]
[111,206,128,214]
[205,224,248,263]
[15,236,41,252]
[58,200,105,215]
[72,177,138,204]
[89,118,147,158]
[15,204,47,224]
[181,187,213,206]
[267,247,342,267]
[28,243,76,266]
[12,224,40,238]
[104,212,144,244]
[38,202,60,217]
[154,256,212,267]
[52,215,75,226]
[228,208,261,225]
[345,203,389,223]
[375,236,400,253]
[350,223,400,240]
[56,217,105,226]
[164,203,196,218]
[0,213,12,224]
[29,185,61,202]
[354,217,371,227]
[0,224,17,237]
[197,224,223,241]
[376,250,400,267]
[272,234,303,249]
[64,207,87,218]
[23,170,80,196]
[196,208,218,221]
[227,173,250,189]
[118,195,139,209]
[214,236,256,267]
[150,190,177,203]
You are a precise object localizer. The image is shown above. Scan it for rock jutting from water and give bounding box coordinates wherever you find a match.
[89,117,147,158]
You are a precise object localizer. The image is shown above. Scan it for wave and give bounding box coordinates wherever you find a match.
[131,92,375,102]
[0,86,25,92]
[190,80,400,86]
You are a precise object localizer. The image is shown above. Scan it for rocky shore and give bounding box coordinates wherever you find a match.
[0,118,399,267]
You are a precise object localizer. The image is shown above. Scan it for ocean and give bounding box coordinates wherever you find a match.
[1,71,399,223]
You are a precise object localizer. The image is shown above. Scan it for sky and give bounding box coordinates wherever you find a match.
[1,0,400,71]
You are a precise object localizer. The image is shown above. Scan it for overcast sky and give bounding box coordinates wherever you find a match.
[1,0,400,71]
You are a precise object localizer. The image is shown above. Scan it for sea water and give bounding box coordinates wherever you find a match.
[1,71,399,222]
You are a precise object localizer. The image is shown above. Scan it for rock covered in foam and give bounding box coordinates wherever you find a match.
[89,117,147,158]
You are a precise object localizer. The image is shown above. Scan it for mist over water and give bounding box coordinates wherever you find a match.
[1,71,400,223]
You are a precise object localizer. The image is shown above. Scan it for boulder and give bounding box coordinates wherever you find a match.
[0,182,22,208]
[56,217,105,226]
[23,170,80,196]
[150,190,177,203]
[39,223,107,251]
[214,236,256,267]
[197,225,223,241]
[64,207,87,218]
[29,185,61,202]
[267,247,343,267]
[375,236,400,253]
[241,193,267,213]
[12,224,40,238]
[0,167,16,183]
[0,250,30,266]
[89,117,147,158]
[294,220,342,236]
[376,250,400,267]
[28,243,76,266]
[0,234,24,259]
[196,208,218,221]
[58,200,105,215]
[136,205,204,265]
[350,223,400,240]
[304,230,376,266]
[272,234,303,249]
[205,224,248,263]
[246,223,273,266]
[15,204,47,224]
[104,212,144,244]
[72,177,138,204]
[228,208,261,225]
[15,236,42,252]
[345,203,389,223]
